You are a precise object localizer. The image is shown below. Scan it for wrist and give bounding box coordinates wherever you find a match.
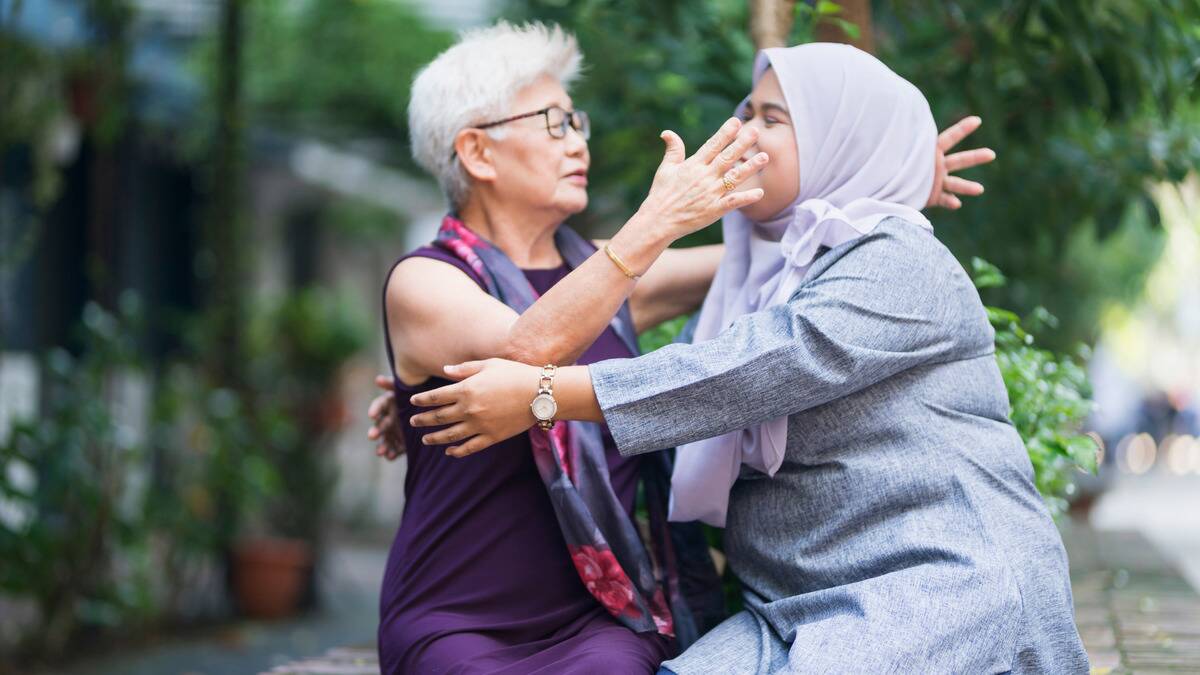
[610,211,673,276]
[556,365,603,423]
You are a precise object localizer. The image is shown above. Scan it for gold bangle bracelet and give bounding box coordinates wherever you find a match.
[603,244,640,280]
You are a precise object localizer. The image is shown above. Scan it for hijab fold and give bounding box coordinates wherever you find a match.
[669,44,938,526]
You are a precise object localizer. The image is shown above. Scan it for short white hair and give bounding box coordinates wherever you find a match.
[408,21,583,210]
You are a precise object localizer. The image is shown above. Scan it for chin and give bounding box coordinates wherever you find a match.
[737,201,773,222]
[556,194,588,215]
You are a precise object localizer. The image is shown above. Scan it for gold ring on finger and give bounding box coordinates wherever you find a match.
[722,174,736,192]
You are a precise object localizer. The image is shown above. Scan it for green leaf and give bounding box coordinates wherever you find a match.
[971,257,1008,289]
[816,1,842,16]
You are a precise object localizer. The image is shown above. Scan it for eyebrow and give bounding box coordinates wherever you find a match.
[743,101,791,118]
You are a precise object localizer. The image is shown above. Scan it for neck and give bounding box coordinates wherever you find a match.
[458,194,563,269]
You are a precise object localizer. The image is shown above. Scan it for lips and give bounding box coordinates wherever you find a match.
[565,169,588,185]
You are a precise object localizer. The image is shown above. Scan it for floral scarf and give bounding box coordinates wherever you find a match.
[433,214,716,644]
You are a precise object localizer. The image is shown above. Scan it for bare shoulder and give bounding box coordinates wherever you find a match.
[386,255,483,318]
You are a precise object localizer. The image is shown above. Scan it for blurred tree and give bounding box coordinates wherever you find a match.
[503,0,1200,348]
[239,0,453,166]
[0,3,66,348]
[876,1,1200,348]
[815,0,873,51]
[201,0,248,390]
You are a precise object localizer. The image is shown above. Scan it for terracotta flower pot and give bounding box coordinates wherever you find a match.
[231,537,313,619]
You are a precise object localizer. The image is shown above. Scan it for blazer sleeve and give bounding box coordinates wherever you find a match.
[588,223,994,456]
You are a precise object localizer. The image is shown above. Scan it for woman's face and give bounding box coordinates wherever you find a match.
[484,75,591,219]
[735,68,800,222]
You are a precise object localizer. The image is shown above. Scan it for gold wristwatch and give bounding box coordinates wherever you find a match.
[530,364,558,431]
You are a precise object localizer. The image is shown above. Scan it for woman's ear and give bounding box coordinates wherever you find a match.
[455,129,498,184]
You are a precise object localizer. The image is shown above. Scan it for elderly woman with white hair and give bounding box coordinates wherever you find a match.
[373,22,994,675]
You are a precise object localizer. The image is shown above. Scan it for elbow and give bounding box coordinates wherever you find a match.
[498,336,572,366]
[498,341,538,365]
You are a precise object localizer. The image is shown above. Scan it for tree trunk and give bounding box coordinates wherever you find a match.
[205,0,247,388]
[815,0,875,53]
[749,0,796,50]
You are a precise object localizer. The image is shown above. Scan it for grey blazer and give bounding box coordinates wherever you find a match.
[590,219,1087,674]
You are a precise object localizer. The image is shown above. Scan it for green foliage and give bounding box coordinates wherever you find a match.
[0,295,154,655]
[0,10,68,321]
[244,287,370,541]
[877,0,1200,347]
[637,314,691,354]
[191,0,453,155]
[0,285,366,657]
[971,258,1097,518]
[502,0,1200,347]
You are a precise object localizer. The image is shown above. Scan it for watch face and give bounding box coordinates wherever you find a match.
[531,394,557,420]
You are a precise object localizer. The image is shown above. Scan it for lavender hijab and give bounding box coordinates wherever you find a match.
[669,43,938,526]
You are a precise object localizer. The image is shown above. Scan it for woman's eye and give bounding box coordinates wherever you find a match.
[764,116,780,126]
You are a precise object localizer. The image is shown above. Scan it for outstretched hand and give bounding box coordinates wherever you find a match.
[638,117,770,243]
[927,116,997,210]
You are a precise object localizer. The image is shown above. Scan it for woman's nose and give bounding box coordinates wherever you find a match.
[564,127,588,155]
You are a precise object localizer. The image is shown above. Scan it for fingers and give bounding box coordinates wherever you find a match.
[377,440,402,461]
[421,422,475,447]
[936,192,963,210]
[714,126,760,170]
[368,409,390,440]
[410,403,466,428]
[410,381,463,407]
[719,188,765,212]
[374,374,392,392]
[446,435,495,458]
[944,147,996,173]
[943,175,984,196]
[724,152,769,187]
[659,130,686,165]
[367,392,393,420]
[694,118,742,165]
[442,360,487,380]
[937,115,982,151]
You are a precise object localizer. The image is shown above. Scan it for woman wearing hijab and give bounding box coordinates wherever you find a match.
[408,43,1088,673]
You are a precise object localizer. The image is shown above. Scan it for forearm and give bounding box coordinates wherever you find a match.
[500,211,674,365]
[553,365,605,423]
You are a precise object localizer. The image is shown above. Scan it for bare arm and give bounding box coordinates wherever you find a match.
[594,240,725,333]
[388,118,767,385]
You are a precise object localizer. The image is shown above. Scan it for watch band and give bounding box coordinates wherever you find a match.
[536,364,557,430]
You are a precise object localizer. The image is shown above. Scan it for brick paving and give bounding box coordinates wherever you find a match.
[267,525,1200,674]
[1063,524,1200,674]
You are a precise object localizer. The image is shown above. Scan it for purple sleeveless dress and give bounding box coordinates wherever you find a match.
[378,246,672,674]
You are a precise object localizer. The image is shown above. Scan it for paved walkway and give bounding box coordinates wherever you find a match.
[270,524,1200,675]
[1063,524,1200,674]
[50,544,386,675]
[45,473,1200,674]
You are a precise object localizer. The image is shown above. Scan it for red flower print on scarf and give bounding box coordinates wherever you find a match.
[569,544,638,618]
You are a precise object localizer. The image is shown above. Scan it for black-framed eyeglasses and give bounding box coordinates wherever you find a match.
[476,105,590,140]
[450,106,590,159]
